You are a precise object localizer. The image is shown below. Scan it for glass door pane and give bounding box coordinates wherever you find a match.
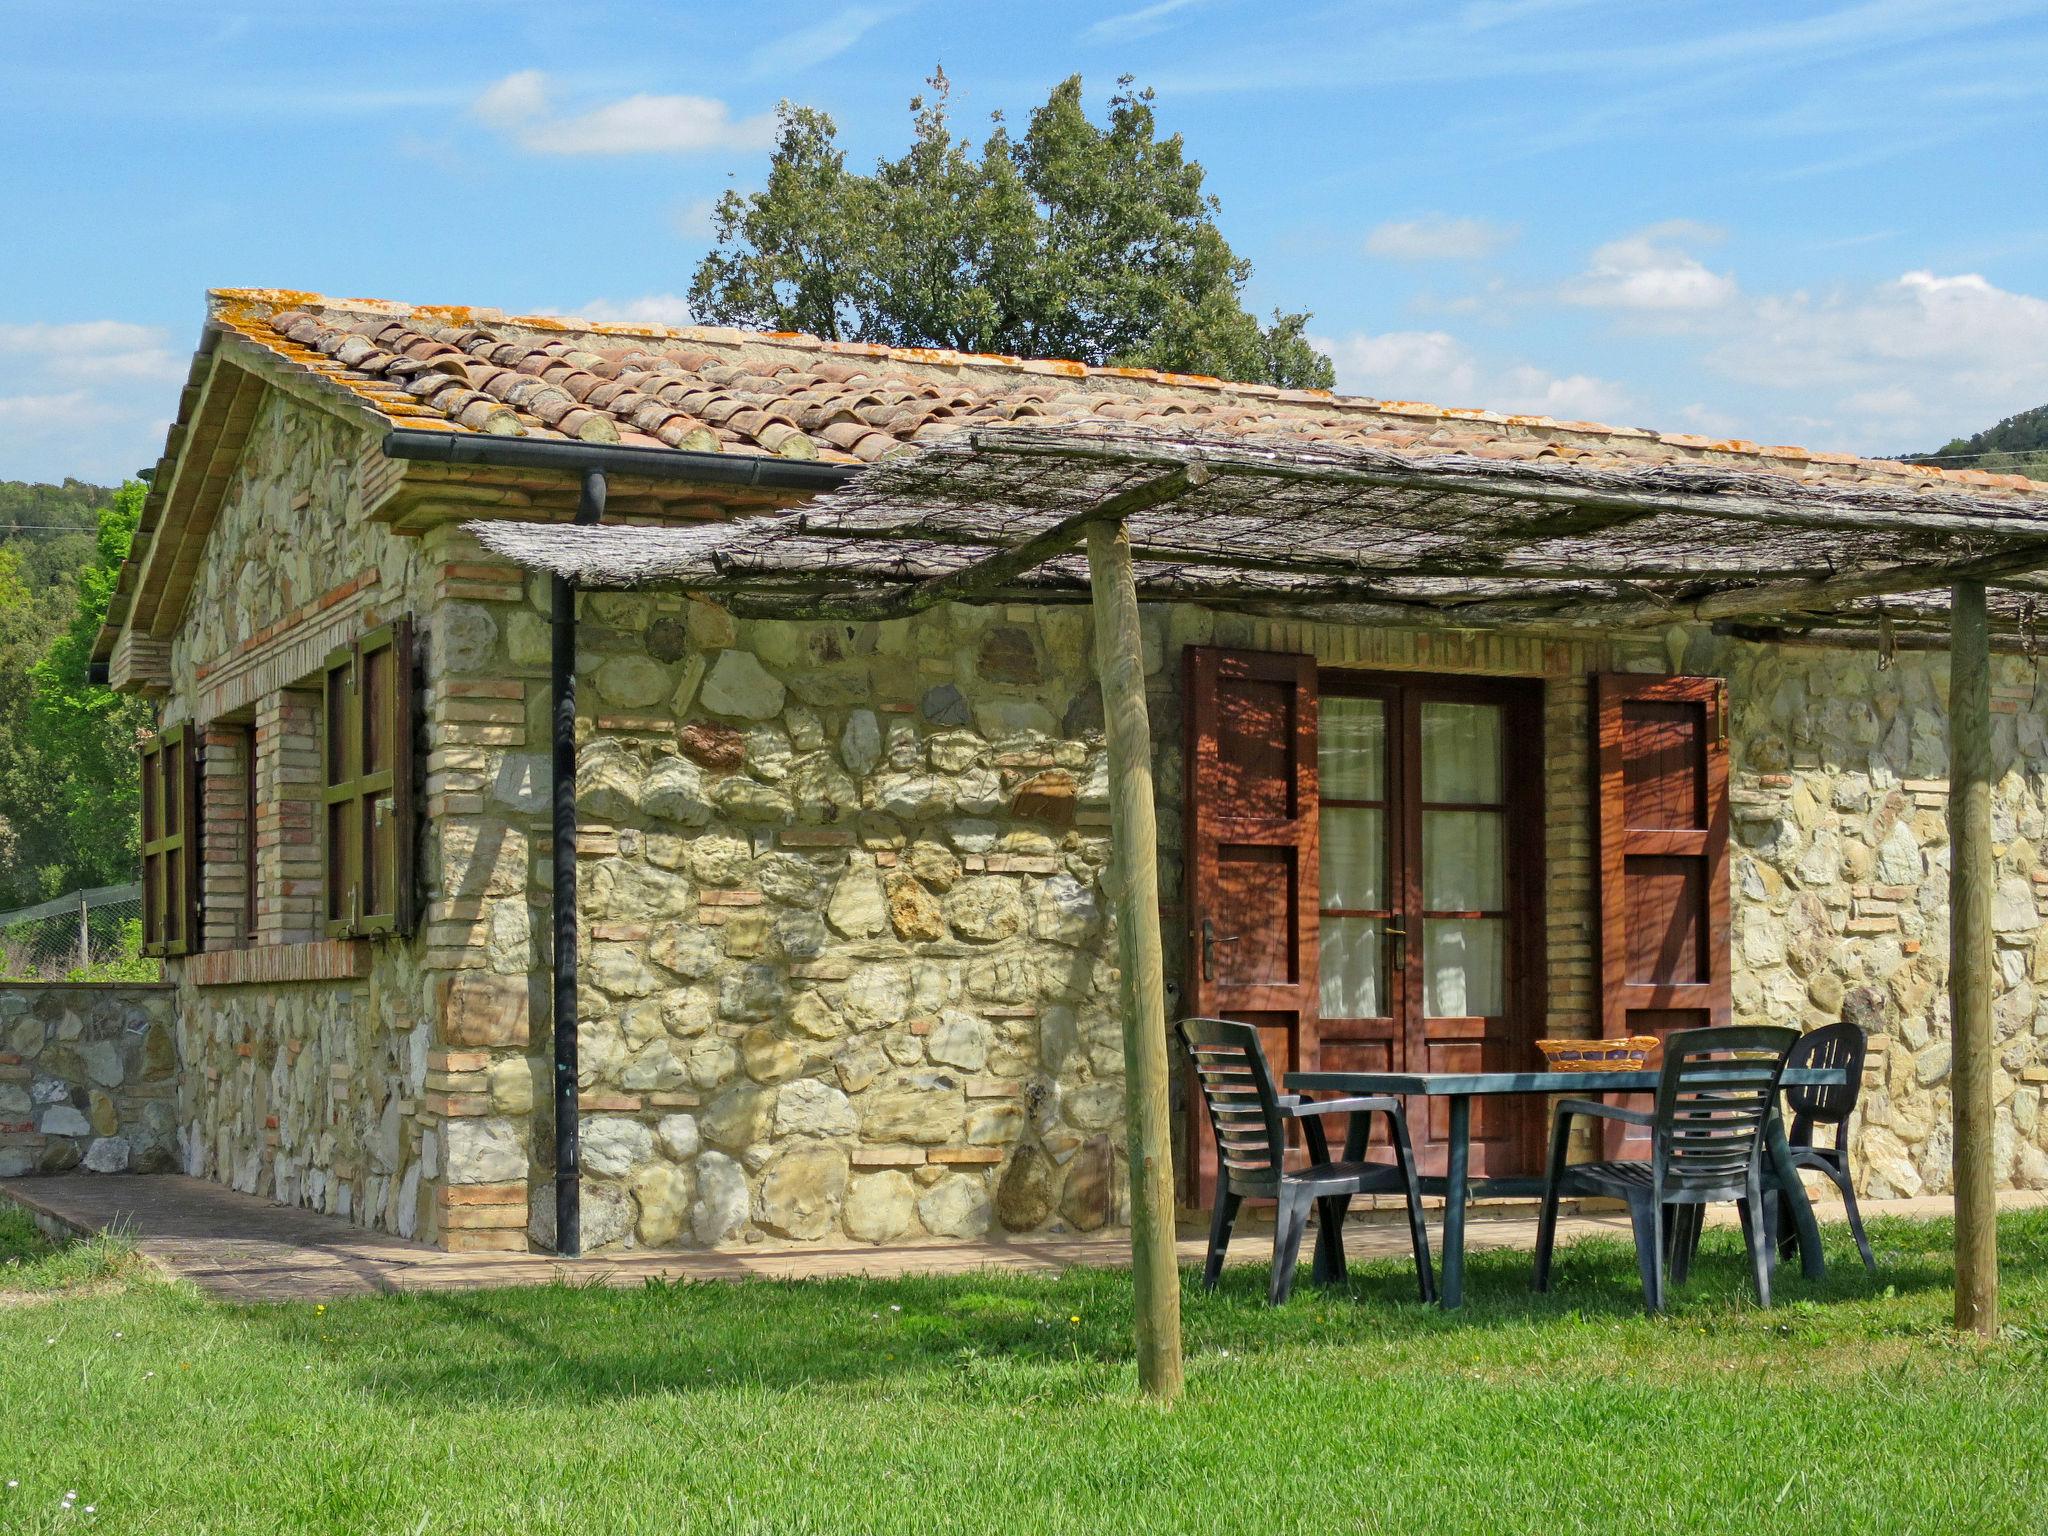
[1318,695,1387,1020]
[1420,700,1506,1019]
[1321,696,1384,799]
[1322,808,1384,908]
[1421,702,1502,801]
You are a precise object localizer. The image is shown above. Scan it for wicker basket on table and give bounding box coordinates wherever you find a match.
[1534,1036,1663,1072]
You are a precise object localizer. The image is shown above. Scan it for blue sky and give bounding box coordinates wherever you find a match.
[4,0,2047,483]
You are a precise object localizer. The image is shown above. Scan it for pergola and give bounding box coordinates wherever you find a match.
[473,424,2048,1399]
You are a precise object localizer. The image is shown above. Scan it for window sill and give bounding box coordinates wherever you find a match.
[183,940,371,987]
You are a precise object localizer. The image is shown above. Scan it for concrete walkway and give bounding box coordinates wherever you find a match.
[6,1173,2040,1304]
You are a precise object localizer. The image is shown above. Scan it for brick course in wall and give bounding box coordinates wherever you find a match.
[252,688,323,945]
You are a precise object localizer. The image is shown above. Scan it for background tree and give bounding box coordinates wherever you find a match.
[0,479,148,908]
[1911,402,2048,478]
[692,72,1335,391]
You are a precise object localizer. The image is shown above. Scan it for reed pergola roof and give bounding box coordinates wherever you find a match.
[466,416,2026,1365]
[469,425,2048,639]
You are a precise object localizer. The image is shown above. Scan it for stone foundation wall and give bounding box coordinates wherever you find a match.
[0,984,179,1177]
[173,959,433,1233]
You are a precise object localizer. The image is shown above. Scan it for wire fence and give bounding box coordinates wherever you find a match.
[0,883,158,982]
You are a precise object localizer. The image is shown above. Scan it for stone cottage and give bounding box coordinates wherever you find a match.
[76,287,2048,1254]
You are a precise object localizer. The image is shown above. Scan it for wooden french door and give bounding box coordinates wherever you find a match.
[1181,649,1320,1204]
[1592,673,1731,1158]
[1184,650,1544,1198]
[1316,674,1545,1178]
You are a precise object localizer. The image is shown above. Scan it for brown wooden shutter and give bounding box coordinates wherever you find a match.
[322,641,360,937]
[1594,674,1730,1149]
[1182,646,1320,1201]
[324,617,419,940]
[138,734,163,957]
[354,616,417,937]
[138,725,198,958]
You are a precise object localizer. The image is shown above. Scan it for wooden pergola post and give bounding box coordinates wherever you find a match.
[1086,515,1185,1403]
[1949,578,1998,1336]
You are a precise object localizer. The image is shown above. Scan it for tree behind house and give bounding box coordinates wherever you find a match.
[0,482,150,907]
[691,73,1335,392]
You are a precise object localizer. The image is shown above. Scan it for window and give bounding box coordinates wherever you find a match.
[321,617,417,938]
[138,724,198,957]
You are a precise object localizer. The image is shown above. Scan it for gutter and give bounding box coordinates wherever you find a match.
[380,428,858,494]
[379,428,853,1257]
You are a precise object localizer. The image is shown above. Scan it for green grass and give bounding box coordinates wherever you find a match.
[2,1207,2046,1535]
[0,1204,141,1293]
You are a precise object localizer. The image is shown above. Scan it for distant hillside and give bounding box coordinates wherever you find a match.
[1912,404,2048,478]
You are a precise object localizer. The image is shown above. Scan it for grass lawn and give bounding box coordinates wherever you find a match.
[3,1202,2046,1535]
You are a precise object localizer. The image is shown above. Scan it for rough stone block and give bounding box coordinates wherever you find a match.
[441,975,531,1048]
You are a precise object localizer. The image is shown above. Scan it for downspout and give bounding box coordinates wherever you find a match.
[552,467,606,1256]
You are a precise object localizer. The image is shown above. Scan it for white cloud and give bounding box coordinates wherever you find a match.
[0,321,184,385]
[560,295,697,328]
[1675,402,1744,438]
[1701,268,2048,447]
[1490,364,1634,422]
[672,197,722,240]
[1085,0,1204,43]
[0,390,91,427]
[750,6,902,76]
[473,70,548,131]
[472,71,776,156]
[1365,215,1518,262]
[1312,327,1633,421]
[1561,220,1736,312]
[1416,221,2048,451]
[0,322,185,482]
[1317,329,1479,403]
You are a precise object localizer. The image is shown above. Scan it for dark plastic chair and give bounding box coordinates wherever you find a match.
[1771,1021,1877,1273]
[1533,1025,1799,1314]
[1178,1017,1434,1305]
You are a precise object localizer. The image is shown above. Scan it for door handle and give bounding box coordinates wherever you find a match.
[1385,918,1408,967]
[1202,918,1239,981]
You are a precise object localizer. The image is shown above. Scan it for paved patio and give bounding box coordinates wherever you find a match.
[7,1173,2038,1304]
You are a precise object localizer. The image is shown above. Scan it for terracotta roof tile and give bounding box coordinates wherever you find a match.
[193,288,2047,498]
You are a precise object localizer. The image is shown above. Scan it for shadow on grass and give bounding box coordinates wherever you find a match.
[222,1209,2040,1412]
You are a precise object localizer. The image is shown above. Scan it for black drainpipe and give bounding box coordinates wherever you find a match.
[552,466,605,1256]
[379,429,853,1258]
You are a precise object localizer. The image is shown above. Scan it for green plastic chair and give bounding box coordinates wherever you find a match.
[1533,1024,1798,1314]
[1179,1017,1434,1305]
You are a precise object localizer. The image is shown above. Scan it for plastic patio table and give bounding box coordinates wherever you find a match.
[1282,1066,1849,1308]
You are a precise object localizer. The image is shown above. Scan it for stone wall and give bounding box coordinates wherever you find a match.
[420,575,1131,1251]
[1698,631,2048,1197]
[160,389,440,1240]
[0,985,179,1177]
